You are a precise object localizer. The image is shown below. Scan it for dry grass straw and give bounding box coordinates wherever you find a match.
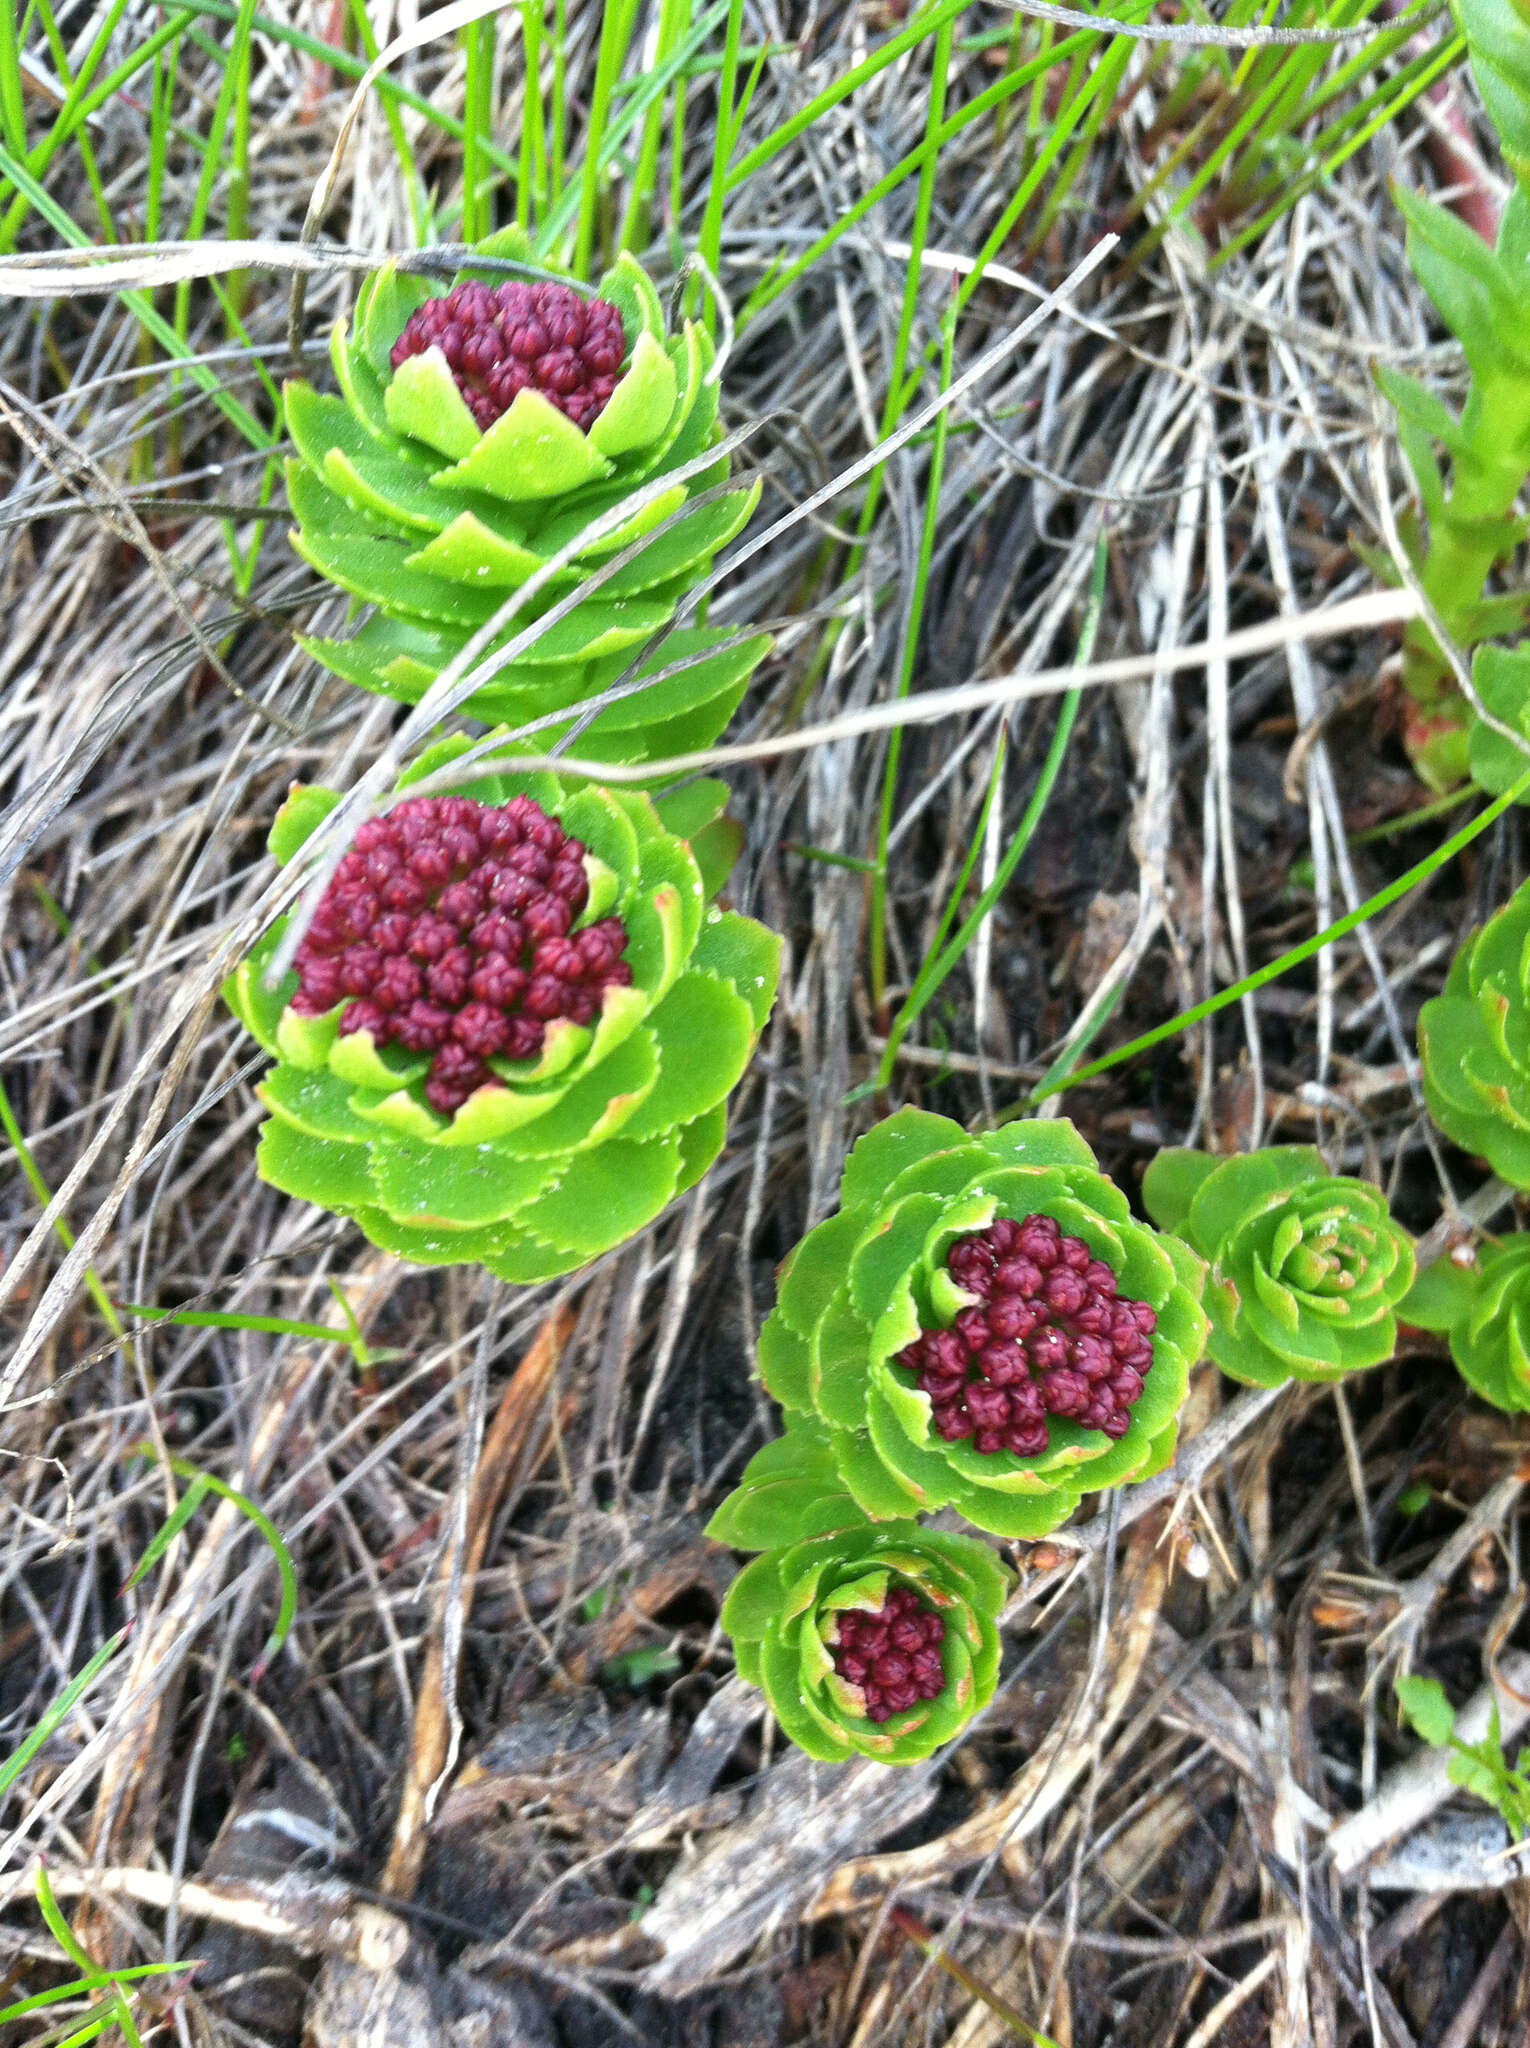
[0,2,1526,2043]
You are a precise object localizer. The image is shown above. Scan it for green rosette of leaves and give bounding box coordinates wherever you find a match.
[1418,877,1530,1187]
[223,736,779,1282]
[752,1110,1210,1540]
[1142,1147,1415,1387]
[712,1469,1011,1764]
[1399,1238,1530,1412]
[284,225,767,762]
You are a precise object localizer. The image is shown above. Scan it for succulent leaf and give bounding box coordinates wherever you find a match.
[285,240,768,760]
[1398,1236,1530,1411]
[1466,644,1530,797]
[713,1510,1013,1764]
[224,742,779,1274]
[751,1111,1209,1541]
[1419,877,1530,1187]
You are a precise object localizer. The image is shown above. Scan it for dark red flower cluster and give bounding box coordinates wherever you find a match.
[896,1214,1157,1455]
[389,279,627,433]
[829,1585,947,1723]
[289,794,631,1115]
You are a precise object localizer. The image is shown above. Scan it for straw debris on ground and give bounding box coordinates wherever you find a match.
[2,2,1529,2042]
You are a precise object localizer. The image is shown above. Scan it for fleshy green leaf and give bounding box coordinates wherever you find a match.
[434,388,614,502]
[258,1064,375,1144]
[359,263,434,376]
[596,250,666,346]
[512,1129,683,1255]
[718,1552,787,1637]
[673,1099,728,1197]
[1398,1254,1481,1332]
[975,1118,1100,1174]
[367,1132,558,1228]
[224,935,296,1053]
[622,971,755,1142]
[269,784,343,866]
[383,348,482,461]
[1396,185,1530,377]
[1140,1147,1220,1235]
[405,509,568,589]
[653,778,732,841]
[692,909,781,1028]
[840,1110,967,1213]
[258,1117,373,1211]
[589,329,679,458]
[1397,1674,1457,1746]
[757,1313,813,1409]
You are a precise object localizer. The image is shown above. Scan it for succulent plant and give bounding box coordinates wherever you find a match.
[753,1111,1209,1539]
[223,735,779,1281]
[1142,1147,1415,1387]
[1417,876,1530,1188]
[284,225,768,761]
[1369,186,1530,792]
[713,1486,1011,1763]
[1399,1237,1530,1412]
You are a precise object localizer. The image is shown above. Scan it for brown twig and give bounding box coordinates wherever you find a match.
[380,1305,574,1900]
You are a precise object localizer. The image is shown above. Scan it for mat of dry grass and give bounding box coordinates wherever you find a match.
[3,3,1528,2042]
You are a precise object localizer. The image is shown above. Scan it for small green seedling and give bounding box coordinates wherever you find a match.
[1397,1674,1530,1841]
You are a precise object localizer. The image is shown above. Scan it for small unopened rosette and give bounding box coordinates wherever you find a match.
[224,738,779,1281]
[715,1510,1011,1763]
[1143,1147,1415,1387]
[285,225,766,760]
[754,1110,1209,1539]
[1419,878,1530,1187]
[1399,1239,1530,1412]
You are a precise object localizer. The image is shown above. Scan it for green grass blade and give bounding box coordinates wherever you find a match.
[869,246,957,1008]
[10,1868,179,2046]
[0,141,272,449]
[0,0,142,241]
[726,0,968,192]
[864,529,1107,1097]
[697,0,743,313]
[1028,760,1530,1104]
[572,0,642,276]
[620,0,691,252]
[0,0,26,155]
[118,1303,362,1343]
[120,1474,214,1594]
[0,1962,196,2028]
[533,0,730,257]
[121,1449,298,1681]
[0,1631,128,1808]
[891,1909,1063,2045]
[0,1075,124,1340]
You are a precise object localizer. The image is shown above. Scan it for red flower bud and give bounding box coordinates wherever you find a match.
[895,1215,1159,1457]
[390,279,628,433]
[830,1585,946,1724]
[295,795,629,1114]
